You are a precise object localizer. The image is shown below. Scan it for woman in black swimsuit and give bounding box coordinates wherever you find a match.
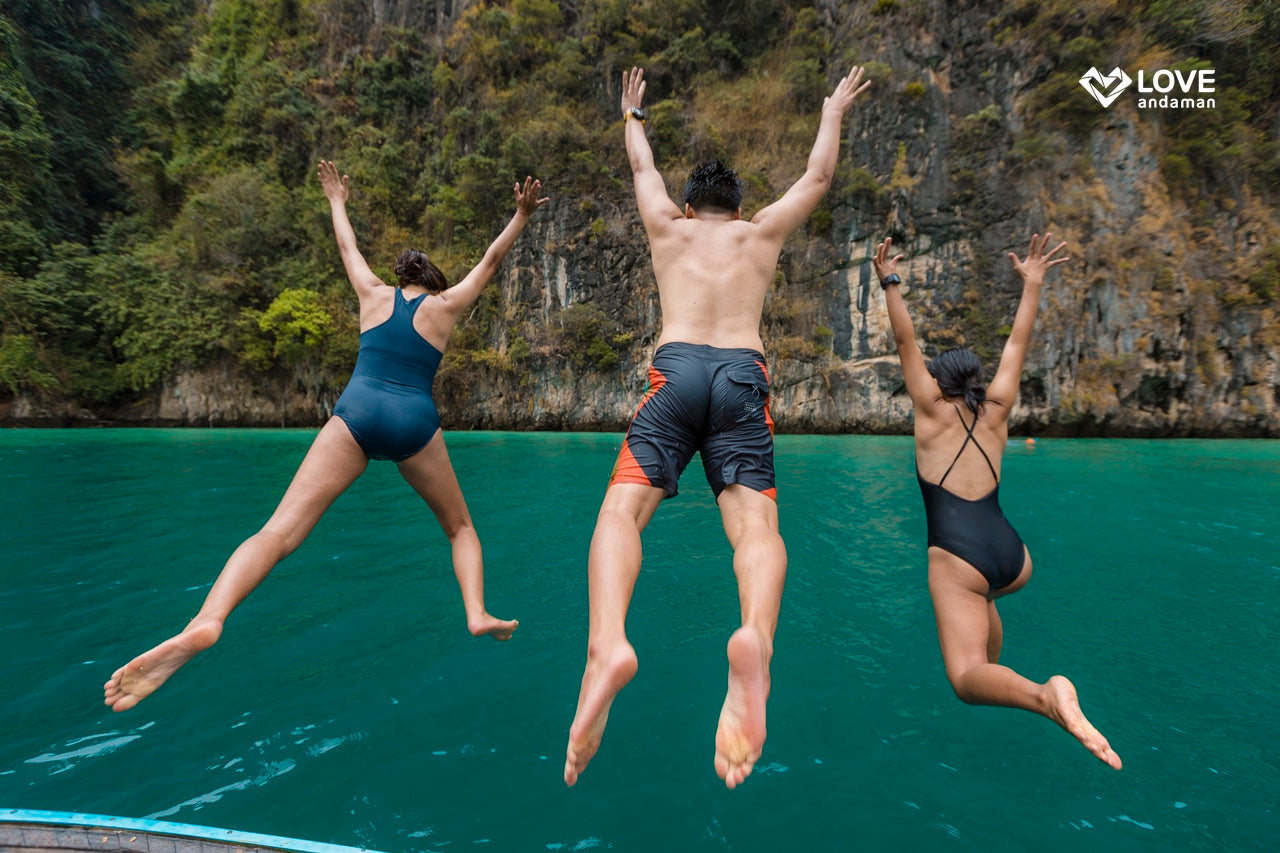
[874,233,1121,770]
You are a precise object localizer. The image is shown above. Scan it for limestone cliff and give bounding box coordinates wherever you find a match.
[2,0,1275,436]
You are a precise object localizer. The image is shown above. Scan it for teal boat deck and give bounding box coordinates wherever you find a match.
[0,812,379,853]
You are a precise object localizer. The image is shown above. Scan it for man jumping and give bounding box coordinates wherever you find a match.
[564,65,872,789]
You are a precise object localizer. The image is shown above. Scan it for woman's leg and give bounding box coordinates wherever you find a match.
[928,547,1121,769]
[104,418,369,711]
[396,430,516,640]
[986,601,1002,663]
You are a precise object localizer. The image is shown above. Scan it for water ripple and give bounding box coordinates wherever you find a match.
[147,759,298,820]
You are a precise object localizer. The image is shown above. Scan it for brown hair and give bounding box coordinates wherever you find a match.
[394,249,448,292]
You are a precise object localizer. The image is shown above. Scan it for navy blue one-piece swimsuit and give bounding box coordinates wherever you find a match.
[333,289,443,461]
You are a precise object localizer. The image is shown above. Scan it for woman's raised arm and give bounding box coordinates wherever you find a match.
[873,237,934,407]
[436,176,548,324]
[318,160,382,299]
[987,233,1069,407]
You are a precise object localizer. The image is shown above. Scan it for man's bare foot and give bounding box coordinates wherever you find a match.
[563,641,638,786]
[103,620,222,712]
[1044,675,1122,770]
[468,613,519,641]
[715,626,771,790]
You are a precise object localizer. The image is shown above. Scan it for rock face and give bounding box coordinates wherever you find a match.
[4,1,1276,436]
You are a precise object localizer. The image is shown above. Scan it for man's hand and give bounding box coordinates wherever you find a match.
[822,66,871,117]
[873,236,903,283]
[317,160,348,205]
[1008,233,1070,283]
[513,176,549,218]
[621,66,646,116]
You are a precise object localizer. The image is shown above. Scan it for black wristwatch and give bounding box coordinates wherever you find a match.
[624,106,646,124]
[879,273,901,289]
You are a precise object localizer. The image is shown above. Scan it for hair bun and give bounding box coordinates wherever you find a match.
[964,384,986,414]
[393,249,449,292]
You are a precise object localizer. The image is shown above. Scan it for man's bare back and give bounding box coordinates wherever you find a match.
[622,66,870,353]
[650,214,782,351]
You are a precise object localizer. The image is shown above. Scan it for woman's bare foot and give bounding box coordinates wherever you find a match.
[103,620,222,712]
[714,626,771,789]
[564,641,638,786]
[1044,675,1122,770]
[468,613,519,641]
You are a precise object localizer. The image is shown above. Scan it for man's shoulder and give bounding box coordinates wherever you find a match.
[665,217,768,240]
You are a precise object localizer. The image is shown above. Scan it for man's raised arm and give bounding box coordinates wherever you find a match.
[752,66,871,239]
[621,67,683,231]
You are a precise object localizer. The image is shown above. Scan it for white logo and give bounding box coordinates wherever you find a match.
[1079,66,1133,108]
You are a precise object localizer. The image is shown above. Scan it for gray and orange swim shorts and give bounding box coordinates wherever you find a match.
[610,342,776,500]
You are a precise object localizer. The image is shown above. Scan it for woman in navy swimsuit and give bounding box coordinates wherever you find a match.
[105,161,546,712]
[874,233,1121,769]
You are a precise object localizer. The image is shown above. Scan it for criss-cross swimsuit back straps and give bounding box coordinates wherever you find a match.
[937,405,1000,490]
[917,405,1026,590]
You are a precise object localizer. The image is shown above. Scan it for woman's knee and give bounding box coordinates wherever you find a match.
[945,668,982,704]
[440,515,478,544]
[253,526,303,559]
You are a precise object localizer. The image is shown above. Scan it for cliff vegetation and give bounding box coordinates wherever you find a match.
[1,0,1276,434]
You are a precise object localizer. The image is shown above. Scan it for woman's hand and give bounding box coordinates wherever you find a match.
[621,66,646,116]
[317,160,349,205]
[1009,232,1069,283]
[513,176,549,218]
[873,236,904,283]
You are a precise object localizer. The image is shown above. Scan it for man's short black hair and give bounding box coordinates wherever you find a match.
[682,160,742,213]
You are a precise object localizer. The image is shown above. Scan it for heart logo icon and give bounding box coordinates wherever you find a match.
[1079,66,1133,108]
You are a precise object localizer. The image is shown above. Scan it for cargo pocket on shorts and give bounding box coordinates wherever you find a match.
[723,366,769,425]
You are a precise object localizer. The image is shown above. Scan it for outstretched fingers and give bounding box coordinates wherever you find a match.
[514,176,549,216]
[873,237,903,278]
[317,160,349,201]
[1042,234,1069,262]
[849,65,872,99]
[844,65,870,94]
[829,66,871,109]
[1043,244,1071,268]
[1026,232,1041,260]
[1031,232,1070,268]
[1012,231,1070,276]
[877,236,894,264]
[622,66,646,108]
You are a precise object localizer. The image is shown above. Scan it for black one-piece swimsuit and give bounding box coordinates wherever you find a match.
[917,407,1026,590]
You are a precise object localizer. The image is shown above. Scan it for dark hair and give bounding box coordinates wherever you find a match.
[394,249,447,292]
[928,348,987,415]
[682,160,742,213]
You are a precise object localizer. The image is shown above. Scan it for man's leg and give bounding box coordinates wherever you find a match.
[564,482,664,786]
[712,484,786,789]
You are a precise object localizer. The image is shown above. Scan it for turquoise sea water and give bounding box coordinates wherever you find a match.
[1,430,1276,851]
